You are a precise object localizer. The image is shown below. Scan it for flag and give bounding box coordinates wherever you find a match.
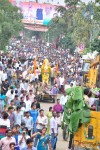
[56,63,59,75]
[33,58,37,75]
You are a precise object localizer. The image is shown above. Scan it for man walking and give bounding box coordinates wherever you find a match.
[34,109,48,147]
[60,92,68,111]
[30,103,38,133]
[23,111,33,136]
[53,99,63,113]
[0,129,16,150]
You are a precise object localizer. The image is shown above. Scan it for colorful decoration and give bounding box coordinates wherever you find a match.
[33,58,37,76]
[41,59,51,84]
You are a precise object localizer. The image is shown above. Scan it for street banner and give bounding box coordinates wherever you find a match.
[9,0,58,26]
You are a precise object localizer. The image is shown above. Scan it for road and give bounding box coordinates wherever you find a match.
[41,99,68,150]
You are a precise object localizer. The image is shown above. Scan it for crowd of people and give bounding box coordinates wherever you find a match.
[0,38,99,150]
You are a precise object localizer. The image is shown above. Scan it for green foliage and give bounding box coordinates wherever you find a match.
[82,47,91,55]
[91,34,100,53]
[0,0,23,50]
[58,33,75,52]
[71,86,83,101]
[95,0,100,4]
[71,4,91,47]
[63,86,90,133]
[69,109,90,132]
[49,1,100,51]
[65,0,81,7]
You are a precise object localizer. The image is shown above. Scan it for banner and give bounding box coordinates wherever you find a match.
[9,0,58,26]
[0,126,7,139]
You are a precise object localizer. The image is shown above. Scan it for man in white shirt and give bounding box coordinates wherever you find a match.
[36,109,48,131]
[6,90,15,105]
[34,109,48,147]
[23,111,33,136]
[50,111,58,150]
[2,70,7,82]
[60,92,68,110]
[59,75,64,86]
[14,106,22,125]
[20,80,26,90]
[59,75,64,93]
[25,95,31,111]
[0,112,10,128]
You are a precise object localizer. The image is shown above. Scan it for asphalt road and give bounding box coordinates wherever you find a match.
[40,99,68,150]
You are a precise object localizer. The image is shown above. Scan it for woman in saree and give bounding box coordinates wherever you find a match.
[32,127,52,150]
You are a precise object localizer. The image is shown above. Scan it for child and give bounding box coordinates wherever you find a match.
[51,85,57,95]
[51,85,57,100]
[9,142,15,150]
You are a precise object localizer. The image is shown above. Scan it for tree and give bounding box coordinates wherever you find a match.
[95,0,100,4]
[48,1,80,51]
[48,1,100,52]
[64,0,81,7]
[91,33,100,53]
[71,3,91,47]
[58,33,75,52]
[0,0,23,50]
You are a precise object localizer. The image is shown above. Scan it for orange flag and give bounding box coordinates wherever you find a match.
[56,63,58,75]
[33,58,37,75]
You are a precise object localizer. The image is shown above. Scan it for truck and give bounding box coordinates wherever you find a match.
[83,55,100,88]
[62,67,100,150]
[74,111,100,150]
[73,55,100,150]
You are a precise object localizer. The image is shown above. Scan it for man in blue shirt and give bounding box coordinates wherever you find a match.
[21,138,37,150]
[30,103,38,133]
